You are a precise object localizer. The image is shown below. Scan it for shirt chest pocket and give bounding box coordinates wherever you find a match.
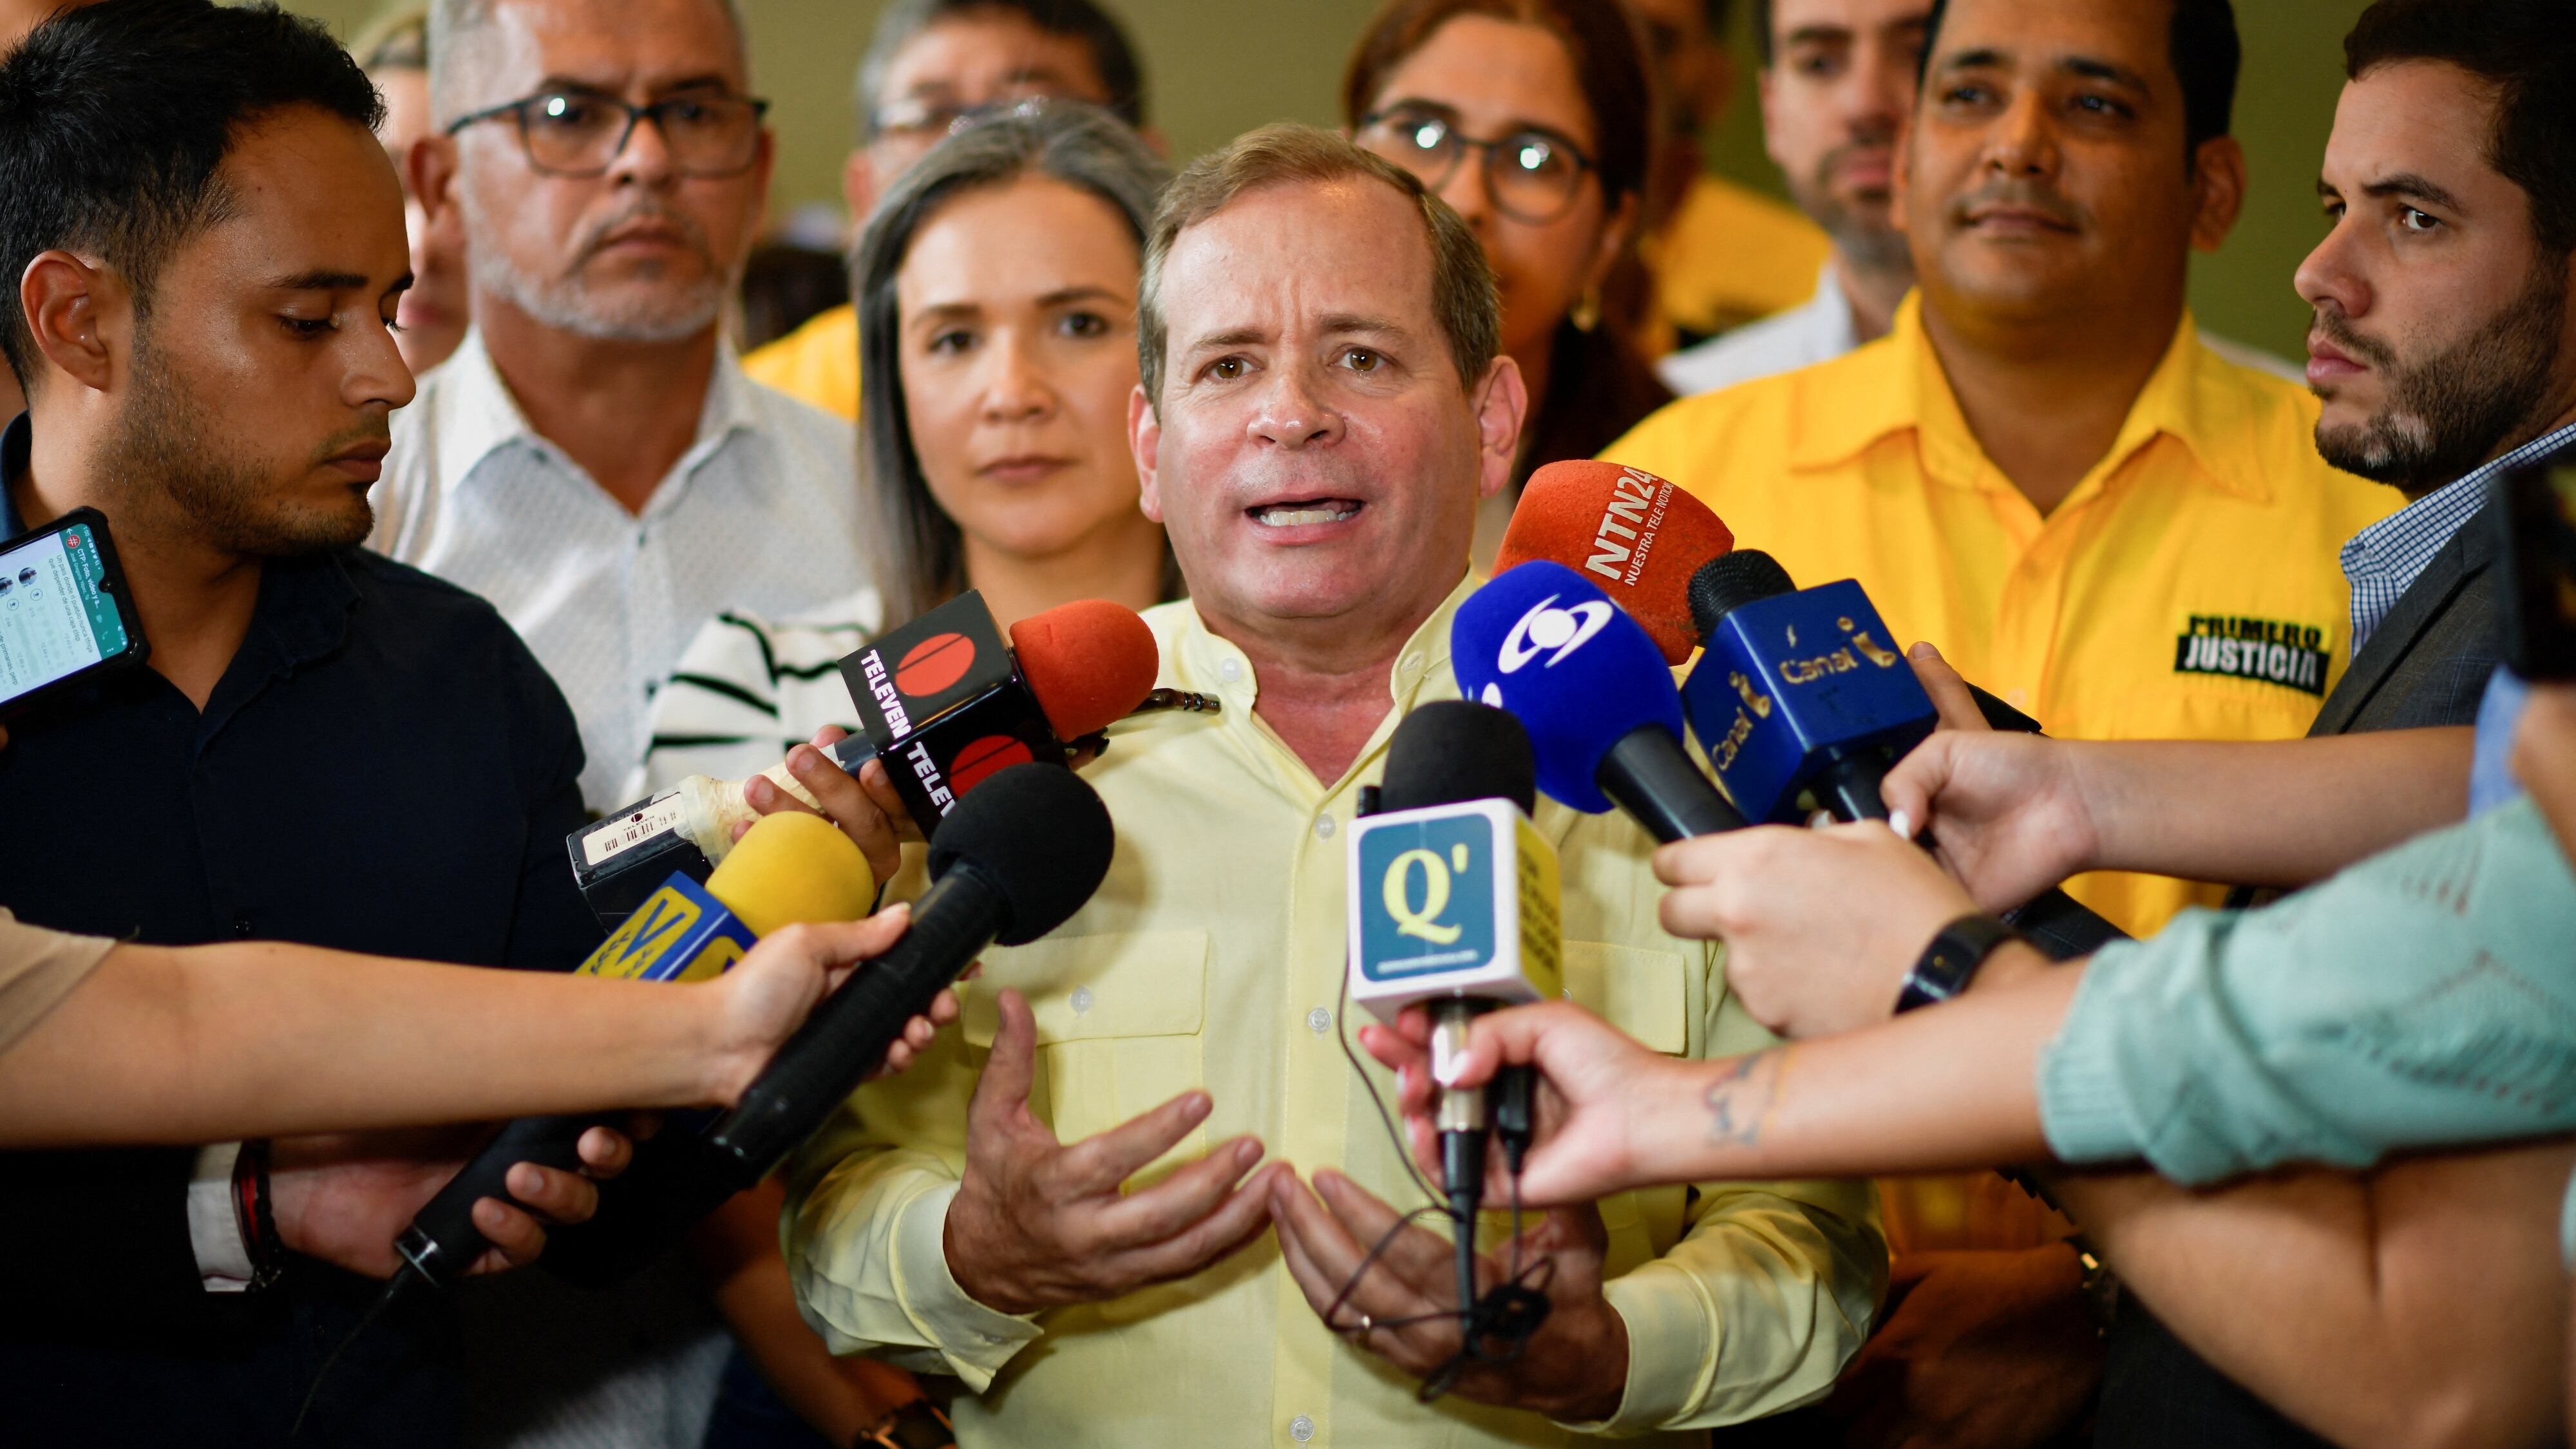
[962,930,1210,1173]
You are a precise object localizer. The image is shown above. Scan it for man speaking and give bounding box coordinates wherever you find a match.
[781,126,1883,1444]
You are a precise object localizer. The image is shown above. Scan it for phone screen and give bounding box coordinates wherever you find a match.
[0,521,131,704]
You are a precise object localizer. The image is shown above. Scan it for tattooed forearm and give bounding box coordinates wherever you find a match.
[1704,1049,1784,1147]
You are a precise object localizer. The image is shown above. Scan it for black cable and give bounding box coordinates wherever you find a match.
[292,1264,421,1437]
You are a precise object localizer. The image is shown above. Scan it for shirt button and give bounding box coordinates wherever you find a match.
[1313,815,1336,840]
[1401,652,1425,675]
[1306,1007,1332,1036]
[231,914,254,938]
[1289,1415,1315,1443]
[1070,986,1095,1015]
[1219,659,1243,684]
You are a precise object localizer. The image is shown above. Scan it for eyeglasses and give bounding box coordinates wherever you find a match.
[871,94,1060,143]
[445,87,771,178]
[1356,108,1598,224]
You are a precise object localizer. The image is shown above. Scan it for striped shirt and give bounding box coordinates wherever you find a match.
[2341,419,2576,652]
[639,591,881,792]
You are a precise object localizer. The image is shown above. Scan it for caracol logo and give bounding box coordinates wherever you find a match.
[1496,594,1615,674]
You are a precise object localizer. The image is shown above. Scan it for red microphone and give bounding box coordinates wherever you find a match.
[1008,598,1164,742]
[1493,460,1734,665]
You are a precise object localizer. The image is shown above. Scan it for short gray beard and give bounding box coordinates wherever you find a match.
[462,187,731,345]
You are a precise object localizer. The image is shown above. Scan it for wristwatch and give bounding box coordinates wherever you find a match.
[853,1399,954,1449]
[1895,914,2023,1014]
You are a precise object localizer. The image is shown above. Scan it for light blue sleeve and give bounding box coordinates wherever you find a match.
[2038,795,2576,1186]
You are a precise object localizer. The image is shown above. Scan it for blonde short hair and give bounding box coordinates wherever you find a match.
[1135,122,1499,408]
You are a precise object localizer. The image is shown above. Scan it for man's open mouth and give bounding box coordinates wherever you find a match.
[1250,499,1363,528]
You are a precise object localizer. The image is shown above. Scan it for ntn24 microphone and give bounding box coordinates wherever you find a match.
[1494,461,1732,665]
[1346,797,1562,1025]
[1684,573,1936,824]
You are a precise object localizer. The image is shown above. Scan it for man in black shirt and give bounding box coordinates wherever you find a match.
[0,4,626,1443]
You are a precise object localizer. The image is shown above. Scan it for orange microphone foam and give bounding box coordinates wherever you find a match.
[1008,599,1163,740]
[1495,460,1733,664]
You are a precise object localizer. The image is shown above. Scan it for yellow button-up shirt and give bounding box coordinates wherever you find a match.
[786,580,1884,1447]
[743,303,861,421]
[1604,298,2398,938]
[1643,175,1834,352]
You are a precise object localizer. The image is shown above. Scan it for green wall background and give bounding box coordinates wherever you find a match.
[294,0,2371,359]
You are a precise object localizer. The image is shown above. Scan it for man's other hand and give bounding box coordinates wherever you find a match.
[269,1120,633,1278]
[1270,1170,1629,1423]
[942,989,1280,1314]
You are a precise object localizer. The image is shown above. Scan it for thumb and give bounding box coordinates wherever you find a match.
[969,988,1039,1127]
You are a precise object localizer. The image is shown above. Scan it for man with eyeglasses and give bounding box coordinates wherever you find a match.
[368,2,871,1446]
[375,0,866,820]
[742,0,1150,422]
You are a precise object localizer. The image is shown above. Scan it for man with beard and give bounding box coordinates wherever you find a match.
[0,3,633,1443]
[375,0,867,814]
[1604,0,2392,1443]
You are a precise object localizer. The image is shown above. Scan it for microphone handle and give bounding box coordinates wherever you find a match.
[1823,752,2131,962]
[1597,725,1750,843]
[396,1112,601,1286]
[700,865,1010,1187]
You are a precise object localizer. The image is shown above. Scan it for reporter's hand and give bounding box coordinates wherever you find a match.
[701,905,961,1103]
[1879,730,2100,913]
[743,726,916,885]
[1358,1001,1692,1208]
[1654,822,1976,1038]
[942,990,1281,1314]
[269,1122,633,1278]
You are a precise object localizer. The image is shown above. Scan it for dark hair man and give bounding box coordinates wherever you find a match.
[777,123,1883,1446]
[743,0,1150,421]
[1607,0,2395,1441]
[0,3,623,1444]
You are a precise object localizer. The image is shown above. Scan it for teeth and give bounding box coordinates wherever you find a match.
[1255,504,1358,527]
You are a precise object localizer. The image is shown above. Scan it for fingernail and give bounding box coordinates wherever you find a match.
[1909,641,1940,660]
[745,777,773,807]
[1888,809,1913,841]
[1237,1139,1261,1167]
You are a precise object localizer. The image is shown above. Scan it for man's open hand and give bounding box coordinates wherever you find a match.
[942,989,1280,1314]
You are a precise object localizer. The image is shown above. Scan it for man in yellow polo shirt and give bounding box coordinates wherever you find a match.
[741,0,1146,420]
[1609,0,2392,942]
[1611,1,2391,1439]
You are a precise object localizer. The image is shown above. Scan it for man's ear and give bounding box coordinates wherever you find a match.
[2187,136,2248,254]
[19,251,124,396]
[1472,354,1530,502]
[1128,383,1164,522]
[410,135,463,235]
[842,149,877,227]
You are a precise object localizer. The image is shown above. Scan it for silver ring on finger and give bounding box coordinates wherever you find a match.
[1356,1313,1374,1333]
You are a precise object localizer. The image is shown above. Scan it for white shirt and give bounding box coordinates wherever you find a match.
[1657,261,2310,398]
[371,330,869,810]
[1657,261,1860,398]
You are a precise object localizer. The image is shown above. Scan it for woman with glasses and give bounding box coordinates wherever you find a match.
[1344,0,1672,570]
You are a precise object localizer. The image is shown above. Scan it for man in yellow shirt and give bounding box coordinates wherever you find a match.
[1625,0,1835,350]
[784,125,1882,1447]
[1609,1,2392,1440]
[1609,0,2392,942]
[741,0,1146,420]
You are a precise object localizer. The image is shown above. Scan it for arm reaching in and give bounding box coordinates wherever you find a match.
[0,906,958,1148]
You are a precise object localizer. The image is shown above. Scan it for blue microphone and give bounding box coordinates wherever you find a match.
[1453,562,1747,842]
[1681,551,1935,824]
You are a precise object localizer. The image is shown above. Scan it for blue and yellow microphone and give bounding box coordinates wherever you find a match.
[1349,702,1561,1320]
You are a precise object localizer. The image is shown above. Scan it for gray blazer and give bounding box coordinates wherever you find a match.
[2310,500,2503,735]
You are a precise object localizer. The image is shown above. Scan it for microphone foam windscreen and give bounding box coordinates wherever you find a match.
[1687,550,1797,642]
[1452,560,1689,814]
[1008,600,1163,740]
[1495,460,1733,665]
[1380,701,1537,816]
[706,811,877,937]
[927,761,1115,945]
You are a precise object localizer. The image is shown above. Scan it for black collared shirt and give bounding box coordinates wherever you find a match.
[0,412,600,1437]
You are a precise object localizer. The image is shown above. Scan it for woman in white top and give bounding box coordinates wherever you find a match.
[645,103,1176,793]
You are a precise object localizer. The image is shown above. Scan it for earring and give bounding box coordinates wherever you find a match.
[1569,287,1602,333]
